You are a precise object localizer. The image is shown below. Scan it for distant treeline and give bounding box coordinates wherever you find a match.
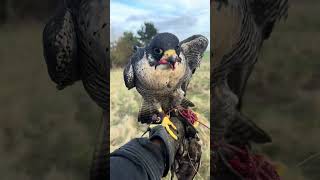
[111,22,158,68]
[0,0,59,24]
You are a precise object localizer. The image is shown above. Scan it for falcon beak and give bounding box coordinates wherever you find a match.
[159,49,180,70]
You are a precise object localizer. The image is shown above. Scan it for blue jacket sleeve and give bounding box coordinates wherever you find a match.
[110,138,166,180]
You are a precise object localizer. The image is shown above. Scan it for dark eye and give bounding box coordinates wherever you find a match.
[153,48,163,54]
[175,46,180,54]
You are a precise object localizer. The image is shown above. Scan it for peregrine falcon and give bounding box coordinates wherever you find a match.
[123,33,208,124]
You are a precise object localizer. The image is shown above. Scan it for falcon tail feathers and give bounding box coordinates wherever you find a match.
[225,112,272,145]
[181,98,195,108]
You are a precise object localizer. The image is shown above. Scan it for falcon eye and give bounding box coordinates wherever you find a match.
[175,46,181,54]
[153,48,163,54]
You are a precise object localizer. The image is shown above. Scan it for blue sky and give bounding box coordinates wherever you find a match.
[110,0,210,44]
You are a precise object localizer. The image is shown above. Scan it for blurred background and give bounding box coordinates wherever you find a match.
[0,1,101,180]
[243,0,320,180]
[0,0,319,180]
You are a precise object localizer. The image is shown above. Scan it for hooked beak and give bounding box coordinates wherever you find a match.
[155,49,181,70]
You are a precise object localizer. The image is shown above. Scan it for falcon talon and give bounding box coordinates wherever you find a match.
[161,116,178,140]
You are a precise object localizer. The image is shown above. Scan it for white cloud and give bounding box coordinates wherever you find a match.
[110,0,210,44]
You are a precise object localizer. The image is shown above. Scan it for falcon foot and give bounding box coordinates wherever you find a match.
[161,116,178,140]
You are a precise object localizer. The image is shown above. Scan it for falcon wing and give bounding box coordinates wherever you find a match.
[212,0,288,144]
[42,5,79,90]
[180,35,209,73]
[123,59,135,90]
[249,0,289,40]
[226,0,289,110]
[123,47,144,90]
[77,0,109,110]
[179,35,208,93]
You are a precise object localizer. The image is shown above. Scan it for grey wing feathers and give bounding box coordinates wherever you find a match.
[123,47,145,89]
[223,0,288,110]
[179,35,208,94]
[211,0,289,145]
[123,61,135,89]
[77,0,109,110]
[43,0,109,110]
[77,0,109,72]
[180,35,208,73]
[43,7,80,90]
[249,0,289,39]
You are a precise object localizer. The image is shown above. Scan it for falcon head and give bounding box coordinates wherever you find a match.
[146,33,182,70]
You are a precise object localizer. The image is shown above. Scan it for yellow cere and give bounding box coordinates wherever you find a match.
[163,49,176,57]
